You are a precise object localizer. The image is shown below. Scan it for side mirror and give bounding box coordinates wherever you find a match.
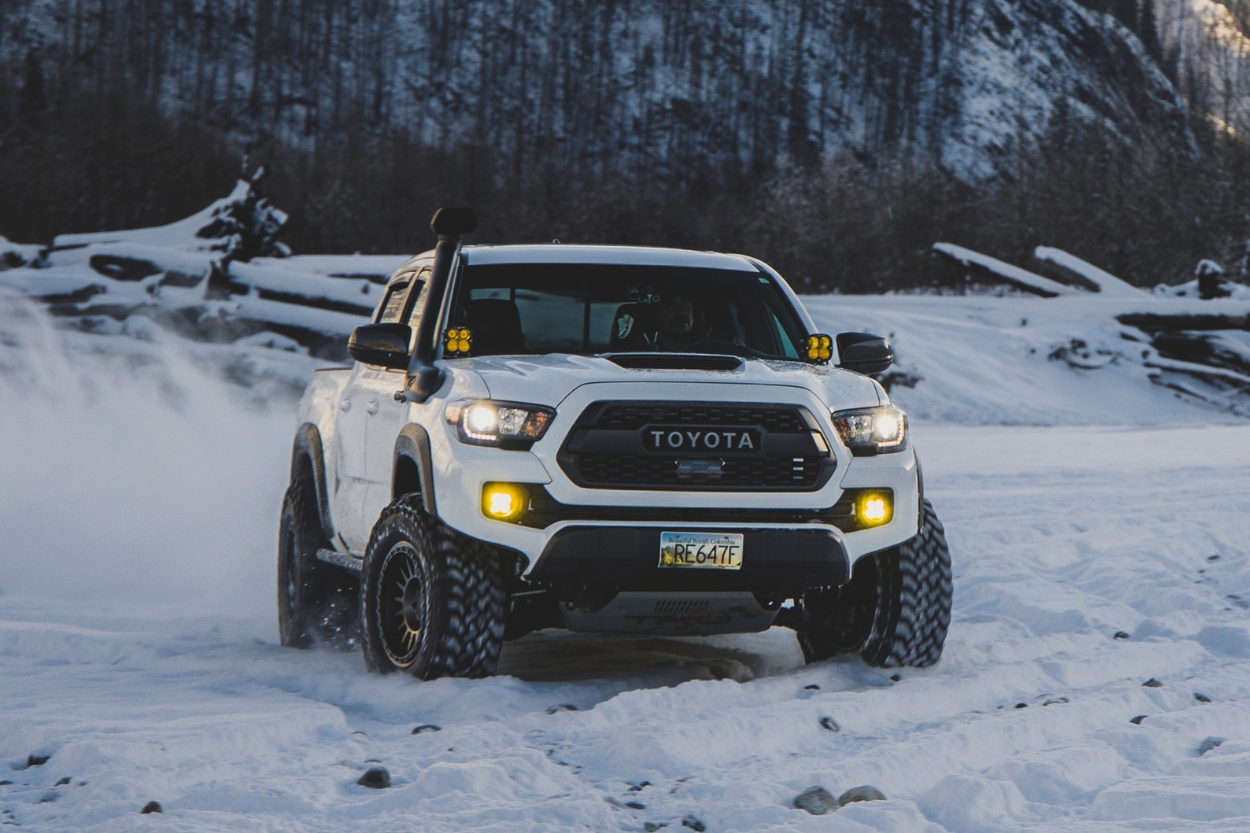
[836,332,893,375]
[348,323,412,369]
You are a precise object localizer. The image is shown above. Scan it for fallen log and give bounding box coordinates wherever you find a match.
[933,243,1079,297]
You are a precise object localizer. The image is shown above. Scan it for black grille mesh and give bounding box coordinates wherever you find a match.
[576,453,822,489]
[593,404,807,433]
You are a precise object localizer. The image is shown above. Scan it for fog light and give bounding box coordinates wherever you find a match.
[856,491,893,526]
[482,483,527,522]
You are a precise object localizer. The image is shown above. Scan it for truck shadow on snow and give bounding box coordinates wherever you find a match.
[494,627,807,685]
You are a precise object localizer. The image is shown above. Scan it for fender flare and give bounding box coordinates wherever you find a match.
[393,424,437,517]
[914,452,926,533]
[291,423,335,540]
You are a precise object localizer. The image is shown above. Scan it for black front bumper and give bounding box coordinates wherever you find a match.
[529,525,850,594]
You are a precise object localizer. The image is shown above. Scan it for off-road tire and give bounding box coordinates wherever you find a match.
[799,499,952,668]
[359,498,506,680]
[277,478,359,649]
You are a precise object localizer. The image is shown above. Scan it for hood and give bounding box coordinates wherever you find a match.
[443,354,884,410]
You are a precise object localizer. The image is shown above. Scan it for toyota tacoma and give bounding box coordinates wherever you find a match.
[278,208,952,679]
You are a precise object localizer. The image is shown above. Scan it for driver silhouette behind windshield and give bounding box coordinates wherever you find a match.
[655,295,708,351]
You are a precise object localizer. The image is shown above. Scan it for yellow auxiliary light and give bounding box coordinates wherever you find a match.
[482,482,528,522]
[855,491,894,527]
[444,327,473,355]
[806,334,833,364]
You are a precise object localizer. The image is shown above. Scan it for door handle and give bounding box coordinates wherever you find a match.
[366,399,380,415]
[339,398,351,412]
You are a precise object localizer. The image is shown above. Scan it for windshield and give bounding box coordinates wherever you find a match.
[447,263,808,360]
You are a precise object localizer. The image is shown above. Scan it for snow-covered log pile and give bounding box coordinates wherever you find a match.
[4,190,1249,421]
[931,243,1250,417]
[0,174,407,369]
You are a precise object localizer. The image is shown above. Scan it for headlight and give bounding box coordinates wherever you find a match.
[445,400,555,449]
[831,405,907,455]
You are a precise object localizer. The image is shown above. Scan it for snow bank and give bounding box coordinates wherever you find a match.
[804,292,1250,423]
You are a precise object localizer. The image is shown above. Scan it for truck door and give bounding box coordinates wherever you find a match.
[332,274,418,553]
[362,268,432,524]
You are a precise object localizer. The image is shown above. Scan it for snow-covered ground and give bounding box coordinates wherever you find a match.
[3,292,1250,831]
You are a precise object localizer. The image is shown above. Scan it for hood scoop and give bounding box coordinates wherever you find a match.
[603,353,744,371]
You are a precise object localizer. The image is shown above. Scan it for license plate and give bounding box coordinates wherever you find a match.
[658,532,744,570]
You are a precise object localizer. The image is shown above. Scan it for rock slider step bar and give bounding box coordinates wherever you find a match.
[316,548,363,573]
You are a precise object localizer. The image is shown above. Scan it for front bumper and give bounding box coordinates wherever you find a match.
[529,523,849,594]
[424,382,921,574]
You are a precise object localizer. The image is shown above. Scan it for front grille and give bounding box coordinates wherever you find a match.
[557,400,833,492]
[594,404,807,433]
[576,453,822,489]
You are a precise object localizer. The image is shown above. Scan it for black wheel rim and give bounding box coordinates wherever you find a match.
[378,542,425,667]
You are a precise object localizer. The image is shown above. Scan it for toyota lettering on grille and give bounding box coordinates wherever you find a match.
[643,426,761,452]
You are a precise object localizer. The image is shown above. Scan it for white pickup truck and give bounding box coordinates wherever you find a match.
[278,208,951,680]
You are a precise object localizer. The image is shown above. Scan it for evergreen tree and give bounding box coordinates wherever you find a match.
[20,51,44,120]
[1138,1,1166,68]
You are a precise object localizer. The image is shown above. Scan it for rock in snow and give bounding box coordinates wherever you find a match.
[140,801,162,814]
[356,766,391,789]
[793,786,839,815]
[839,785,887,806]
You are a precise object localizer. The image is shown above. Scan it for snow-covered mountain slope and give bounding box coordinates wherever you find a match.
[1,0,1190,181]
[1157,0,1250,135]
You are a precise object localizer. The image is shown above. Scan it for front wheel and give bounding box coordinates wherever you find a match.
[798,499,952,668]
[359,499,507,680]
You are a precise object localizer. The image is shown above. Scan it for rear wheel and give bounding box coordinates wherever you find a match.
[359,499,507,679]
[798,499,952,668]
[277,479,358,649]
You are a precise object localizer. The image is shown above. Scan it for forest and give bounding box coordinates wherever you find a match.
[2,0,1249,292]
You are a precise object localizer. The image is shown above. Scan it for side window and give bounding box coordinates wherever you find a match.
[405,269,432,329]
[768,311,800,358]
[376,276,412,323]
